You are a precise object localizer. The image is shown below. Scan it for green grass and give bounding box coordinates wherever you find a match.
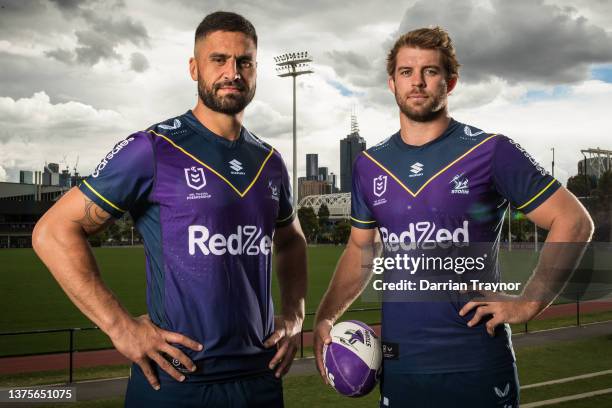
[3,336,612,407]
[0,365,130,387]
[1,247,610,356]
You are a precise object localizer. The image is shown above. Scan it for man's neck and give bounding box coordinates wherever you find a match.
[398,111,451,146]
[192,101,243,141]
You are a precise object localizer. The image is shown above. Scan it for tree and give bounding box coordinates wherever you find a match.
[298,206,319,243]
[317,204,330,242]
[566,174,596,198]
[332,219,351,245]
[317,204,330,229]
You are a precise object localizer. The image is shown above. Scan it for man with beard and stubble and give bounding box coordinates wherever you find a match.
[313,27,593,407]
[33,11,307,407]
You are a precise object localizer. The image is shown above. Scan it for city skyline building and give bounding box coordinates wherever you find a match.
[340,112,366,193]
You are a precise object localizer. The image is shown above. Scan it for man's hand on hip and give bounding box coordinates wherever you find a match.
[110,314,203,390]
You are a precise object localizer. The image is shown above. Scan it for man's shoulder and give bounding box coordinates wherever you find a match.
[451,120,500,146]
[145,112,191,140]
[243,128,284,160]
[365,133,395,155]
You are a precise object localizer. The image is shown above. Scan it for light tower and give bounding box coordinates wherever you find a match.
[274,51,313,208]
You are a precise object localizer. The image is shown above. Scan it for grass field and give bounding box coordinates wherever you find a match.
[8,335,612,407]
[0,246,611,356]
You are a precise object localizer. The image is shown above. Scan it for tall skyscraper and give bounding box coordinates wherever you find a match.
[318,166,328,181]
[340,113,366,192]
[19,170,33,184]
[306,153,318,180]
[43,162,60,186]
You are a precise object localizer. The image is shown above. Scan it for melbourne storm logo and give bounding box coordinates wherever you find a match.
[336,329,366,351]
[184,167,206,190]
[373,175,387,197]
[450,173,469,195]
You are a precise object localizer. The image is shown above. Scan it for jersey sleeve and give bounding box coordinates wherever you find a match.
[276,155,295,228]
[78,132,154,219]
[350,155,377,229]
[492,136,561,214]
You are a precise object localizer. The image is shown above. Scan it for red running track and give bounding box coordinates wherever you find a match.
[1,301,610,375]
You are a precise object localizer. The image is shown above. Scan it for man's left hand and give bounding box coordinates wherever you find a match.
[459,294,543,336]
[264,315,302,378]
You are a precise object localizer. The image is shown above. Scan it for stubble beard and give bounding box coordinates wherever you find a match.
[395,85,447,123]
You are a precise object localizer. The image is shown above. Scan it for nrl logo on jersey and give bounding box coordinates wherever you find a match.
[159,119,181,130]
[373,175,387,197]
[184,167,206,190]
[450,173,469,194]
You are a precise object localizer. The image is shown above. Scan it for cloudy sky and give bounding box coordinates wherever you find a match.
[1,0,612,186]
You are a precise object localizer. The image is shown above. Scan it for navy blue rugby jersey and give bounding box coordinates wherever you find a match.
[351,119,560,373]
[79,110,295,379]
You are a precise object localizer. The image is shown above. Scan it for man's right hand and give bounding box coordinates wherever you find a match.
[110,314,203,390]
[313,318,333,384]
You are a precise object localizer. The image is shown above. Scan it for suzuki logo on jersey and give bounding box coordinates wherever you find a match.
[158,118,181,130]
[409,162,424,177]
[450,173,469,194]
[229,159,245,175]
[379,221,469,245]
[188,225,272,256]
[92,137,135,178]
[373,175,387,197]
[184,167,206,190]
[464,125,484,137]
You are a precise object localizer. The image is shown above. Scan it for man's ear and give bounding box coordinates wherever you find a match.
[388,75,396,94]
[189,57,198,81]
[447,75,458,94]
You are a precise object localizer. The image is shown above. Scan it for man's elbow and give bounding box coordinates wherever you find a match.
[32,218,48,253]
[572,212,594,242]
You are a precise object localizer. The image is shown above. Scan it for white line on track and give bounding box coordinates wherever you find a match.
[522,369,612,389]
[522,388,612,407]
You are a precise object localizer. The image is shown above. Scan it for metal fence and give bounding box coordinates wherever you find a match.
[2,298,610,384]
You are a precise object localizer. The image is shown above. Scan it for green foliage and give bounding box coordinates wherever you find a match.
[298,207,319,243]
[332,219,351,245]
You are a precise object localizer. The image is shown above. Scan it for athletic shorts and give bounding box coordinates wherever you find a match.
[380,363,520,407]
[125,363,284,408]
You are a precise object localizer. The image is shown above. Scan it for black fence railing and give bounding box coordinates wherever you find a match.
[1,299,611,384]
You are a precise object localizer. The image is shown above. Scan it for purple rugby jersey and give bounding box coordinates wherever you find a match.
[79,111,295,379]
[351,119,560,374]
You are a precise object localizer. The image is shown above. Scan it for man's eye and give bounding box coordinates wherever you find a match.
[400,70,411,76]
[212,57,225,64]
[425,68,438,75]
[240,60,253,68]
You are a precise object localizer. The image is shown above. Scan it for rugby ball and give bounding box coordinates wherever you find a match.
[323,320,382,397]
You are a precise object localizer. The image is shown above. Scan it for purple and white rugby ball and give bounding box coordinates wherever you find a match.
[323,320,382,397]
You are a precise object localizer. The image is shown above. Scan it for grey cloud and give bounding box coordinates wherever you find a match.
[44,48,76,64]
[74,29,122,65]
[68,9,150,66]
[130,52,149,72]
[325,50,372,77]
[48,0,89,16]
[398,0,612,84]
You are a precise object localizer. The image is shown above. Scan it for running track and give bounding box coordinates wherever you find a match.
[1,301,610,375]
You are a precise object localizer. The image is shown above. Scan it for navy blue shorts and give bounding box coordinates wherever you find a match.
[380,364,520,407]
[125,363,284,408]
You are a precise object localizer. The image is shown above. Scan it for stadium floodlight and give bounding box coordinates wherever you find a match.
[274,51,314,208]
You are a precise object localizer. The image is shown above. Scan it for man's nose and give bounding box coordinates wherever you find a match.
[223,58,239,80]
